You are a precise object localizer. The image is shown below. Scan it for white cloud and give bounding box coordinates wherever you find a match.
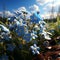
[14,7,27,13]
[0,12,3,17]
[41,12,57,19]
[36,0,53,5]
[29,4,40,13]
[37,0,60,6]
[36,0,60,12]
[0,12,2,14]
[0,11,14,17]
[38,0,60,19]
[5,11,15,17]
[18,7,26,12]
[43,3,56,12]
[43,1,60,11]
[43,2,60,13]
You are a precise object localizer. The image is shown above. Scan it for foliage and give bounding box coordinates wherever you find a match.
[0,16,60,60]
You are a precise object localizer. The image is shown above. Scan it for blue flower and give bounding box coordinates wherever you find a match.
[6,44,15,51]
[15,12,22,17]
[0,24,10,34]
[31,31,38,39]
[15,26,25,37]
[3,34,11,41]
[30,44,40,55]
[30,12,42,24]
[19,44,23,49]
[9,16,16,22]
[49,29,55,33]
[23,33,31,42]
[8,24,14,31]
[0,55,8,60]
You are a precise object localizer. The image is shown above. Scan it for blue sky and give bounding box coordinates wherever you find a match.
[0,0,36,11]
[0,0,60,19]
